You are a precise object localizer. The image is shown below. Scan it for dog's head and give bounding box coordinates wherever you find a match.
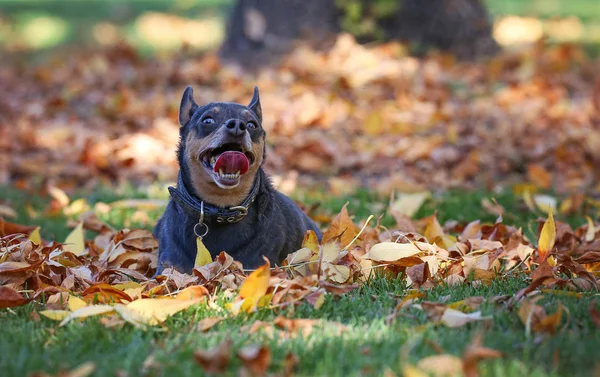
[177,86,266,207]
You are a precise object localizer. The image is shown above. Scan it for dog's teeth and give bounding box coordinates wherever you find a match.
[211,156,216,166]
[234,171,240,178]
[219,169,224,177]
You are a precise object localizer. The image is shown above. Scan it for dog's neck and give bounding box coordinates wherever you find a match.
[169,170,263,224]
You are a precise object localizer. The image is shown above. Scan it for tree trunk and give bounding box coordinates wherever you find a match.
[219,0,340,65]
[220,0,498,65]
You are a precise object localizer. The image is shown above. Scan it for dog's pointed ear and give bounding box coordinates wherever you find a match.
[248,86,262,123]
[179,86,198,126]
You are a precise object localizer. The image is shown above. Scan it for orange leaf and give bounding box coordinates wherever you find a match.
[175,285,209,301]
[238,258,271,313]
[321,203,360,246]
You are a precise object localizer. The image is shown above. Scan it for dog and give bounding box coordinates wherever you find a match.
[154,86,322,274]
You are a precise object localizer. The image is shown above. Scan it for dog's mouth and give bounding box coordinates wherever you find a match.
[200,143,256,188]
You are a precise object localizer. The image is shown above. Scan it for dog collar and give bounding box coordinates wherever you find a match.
[168,172,261,225]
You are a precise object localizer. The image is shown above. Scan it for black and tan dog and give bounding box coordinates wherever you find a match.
[154,86,322,274]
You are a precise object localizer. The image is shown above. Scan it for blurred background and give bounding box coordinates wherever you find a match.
[1,0,600,204]
[1,0,599,55]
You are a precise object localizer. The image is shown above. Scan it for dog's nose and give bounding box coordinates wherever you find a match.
[224,119,247,137]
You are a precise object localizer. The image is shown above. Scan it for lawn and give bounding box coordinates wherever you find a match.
[1,184,599,377]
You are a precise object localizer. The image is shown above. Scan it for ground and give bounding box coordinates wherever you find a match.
[1,185,599,377]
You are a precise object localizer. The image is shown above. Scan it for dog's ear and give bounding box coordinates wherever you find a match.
[179,86,198,126]
[248,86,262,123]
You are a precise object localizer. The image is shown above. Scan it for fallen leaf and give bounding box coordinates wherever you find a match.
[0,286,30,308]
[126,298,202,325]
[416,354,462,377]
[59,305,116,326]
[237,344,271,376]
[28,227,42,244]
[64,222,85,256]
[196,317,226,332]
[175,285,209,301]
[39,310,70,321]
[194,237,213,267]
[389,191,430,218]
[238,258,271,313]
[68,295,88,311]
[441,309,492,328]
[193,338,232,375]
[364,241,421,262]
[462,333,502,377]
[537,210,556,262]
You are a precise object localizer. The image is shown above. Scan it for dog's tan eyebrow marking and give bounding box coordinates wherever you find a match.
[211,107,221,113]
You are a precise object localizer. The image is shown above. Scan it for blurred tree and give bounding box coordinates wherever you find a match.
[220,0,498,65]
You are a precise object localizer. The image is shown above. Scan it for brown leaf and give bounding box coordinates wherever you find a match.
[193,338,232,375]
[80,211,114,233]
[321,203,360,247]
[462,334,502,377]
[0,218,37,236]
[407,262,430,288]
[237,344,271,376]
[319,280,359,295]
[121,229,159,250]
[196,317,226,332]
[0,286,31,308]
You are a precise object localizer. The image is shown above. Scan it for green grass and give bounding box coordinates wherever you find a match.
[2,275,599,376]
[2,184,600,376]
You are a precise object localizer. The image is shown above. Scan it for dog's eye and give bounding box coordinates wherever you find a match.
[202,117,215,125]
[247,121,257,129]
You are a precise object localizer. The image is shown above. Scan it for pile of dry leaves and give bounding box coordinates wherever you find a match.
[2,35,600,194]
[1,202,599,323]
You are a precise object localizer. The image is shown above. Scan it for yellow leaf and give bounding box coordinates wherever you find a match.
[402,365,429,377]
[313,294,326,310]
[302,230,320,254]
[240,297,256,314]
[64,222,85,256]
[126,298,202,325]
[585,216,595,242]
[39,310,70,321]
[238,259,271,313]
[363,242,421,262]
[257,293,273,308]
[389,191,430,218]
[416,354,463,377]
[68,295,87,311]
[424,214,445,243]
[194,237,213,267]
[28,227,41,244]
[113,281,143,291]
[113,303,149,328]
[59,305,116,326]
[523,188,536,212]
[538,210,556,262]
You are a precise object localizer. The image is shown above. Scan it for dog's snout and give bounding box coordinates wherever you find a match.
[225,119,247,137]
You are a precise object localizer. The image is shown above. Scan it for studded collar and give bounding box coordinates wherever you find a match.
[168,172,260,225]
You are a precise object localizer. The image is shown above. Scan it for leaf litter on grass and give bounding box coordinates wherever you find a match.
[2,193,600,375]
[2,35,600,198]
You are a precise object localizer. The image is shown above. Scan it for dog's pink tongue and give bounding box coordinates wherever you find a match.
[213,151,249,174]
